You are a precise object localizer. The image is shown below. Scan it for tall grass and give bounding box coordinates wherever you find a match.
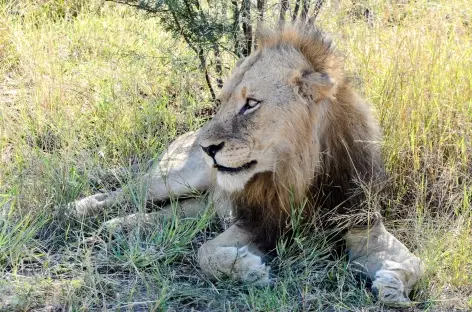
[1,0,471,310]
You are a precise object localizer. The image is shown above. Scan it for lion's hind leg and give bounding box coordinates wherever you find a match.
[69,189,124,217]
[344,222,424,307]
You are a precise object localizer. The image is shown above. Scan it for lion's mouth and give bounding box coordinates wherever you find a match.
[214,160,257,173]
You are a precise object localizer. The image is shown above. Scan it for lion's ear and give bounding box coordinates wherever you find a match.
[290,69,337,102]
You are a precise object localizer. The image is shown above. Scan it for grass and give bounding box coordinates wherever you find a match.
[1,0,471,310]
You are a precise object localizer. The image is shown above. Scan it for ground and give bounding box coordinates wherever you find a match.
[0,0,471,311]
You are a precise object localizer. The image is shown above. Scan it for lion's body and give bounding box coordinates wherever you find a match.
[71,25,424,307]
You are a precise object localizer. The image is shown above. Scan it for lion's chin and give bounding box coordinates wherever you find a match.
[216,170,255,193]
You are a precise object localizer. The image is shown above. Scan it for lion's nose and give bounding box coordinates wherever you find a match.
[201,142,225,158]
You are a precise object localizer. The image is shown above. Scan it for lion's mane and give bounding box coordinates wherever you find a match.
[227,26,386,251]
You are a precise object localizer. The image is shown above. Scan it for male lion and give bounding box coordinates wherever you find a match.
[70,25,424,306]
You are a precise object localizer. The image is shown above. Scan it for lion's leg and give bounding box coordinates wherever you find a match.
[344,221,424,306]
[102,198,208,232]
[69,130,212,217]
[198,223,270,285]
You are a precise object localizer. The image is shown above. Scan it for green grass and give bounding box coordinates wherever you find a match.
[1,0,471,310]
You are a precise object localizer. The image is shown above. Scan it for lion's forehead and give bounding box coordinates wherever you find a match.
[219,51,298,105]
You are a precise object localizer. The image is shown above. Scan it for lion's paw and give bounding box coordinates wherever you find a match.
[68,191,120,217]
[231,246,270,284]
[199,245,270,285]
[372,270,412,307]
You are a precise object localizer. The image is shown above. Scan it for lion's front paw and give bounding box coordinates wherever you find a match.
[372,270,412,307]
[232,246,270,284]
[199,245,270,285]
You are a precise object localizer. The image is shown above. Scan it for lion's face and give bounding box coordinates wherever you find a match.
[198,47,336,193]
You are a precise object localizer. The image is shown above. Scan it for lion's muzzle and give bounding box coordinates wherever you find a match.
[199,138,256,174]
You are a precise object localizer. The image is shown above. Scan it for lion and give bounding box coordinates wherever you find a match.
[70,25,424,306]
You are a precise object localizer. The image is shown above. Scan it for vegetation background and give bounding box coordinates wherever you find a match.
[0,0,471,310]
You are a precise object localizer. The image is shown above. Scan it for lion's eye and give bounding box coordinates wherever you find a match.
[239,98,261,115]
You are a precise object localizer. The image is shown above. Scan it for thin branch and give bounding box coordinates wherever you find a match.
[308,0,324,24]
[106,0,168,13]
[198,48,216,100]
[231,0,240,56]
[170,8,216,100]
[278,0,290,26]
[301,0,309,21]
[213,45,223,89]
[292,0,300,22]
[257,0,265,21]
[241,0,252,57]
